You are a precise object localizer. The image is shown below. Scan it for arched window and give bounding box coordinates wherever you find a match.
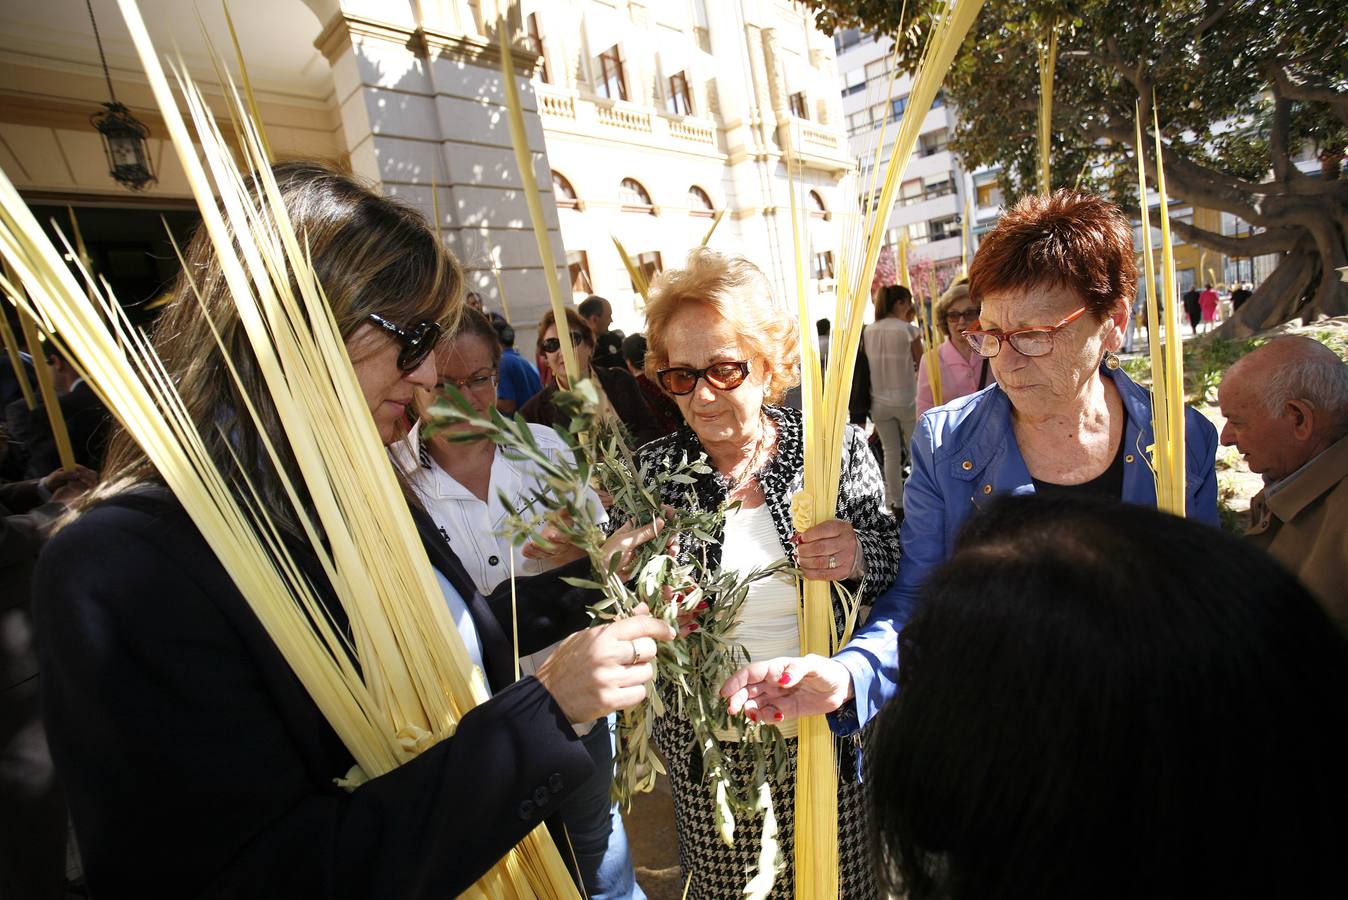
[553,171,579,210]
[620,177,656,215]
[688,185,715,218]
[809,189,828,220]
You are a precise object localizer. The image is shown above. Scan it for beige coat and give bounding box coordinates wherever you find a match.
[1246,434,1348,631]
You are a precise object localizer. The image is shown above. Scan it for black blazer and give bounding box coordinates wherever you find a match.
[34,489,598,899]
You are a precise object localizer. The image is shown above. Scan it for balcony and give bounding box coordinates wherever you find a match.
[777,115,852,176]
[535,84,721,154]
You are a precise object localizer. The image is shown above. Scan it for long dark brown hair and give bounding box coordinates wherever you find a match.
[89,161,463,529]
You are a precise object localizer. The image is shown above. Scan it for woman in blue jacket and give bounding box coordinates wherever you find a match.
[721,190,1218,737]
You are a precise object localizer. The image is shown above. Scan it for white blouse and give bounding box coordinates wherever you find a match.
[720,500,801,739]
[394,425,606,677]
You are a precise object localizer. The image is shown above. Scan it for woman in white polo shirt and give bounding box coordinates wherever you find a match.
[396,309,642,900]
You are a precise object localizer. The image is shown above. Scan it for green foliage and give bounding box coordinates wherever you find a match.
[1217,478,1243,534]
[1185,336,1263,403]
[805,0,1348,247]
[426,382,788,892]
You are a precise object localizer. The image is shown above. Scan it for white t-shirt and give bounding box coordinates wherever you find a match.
[864,317,920,407]
[394,424,606,677]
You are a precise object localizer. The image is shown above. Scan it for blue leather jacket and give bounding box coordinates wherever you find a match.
[831,366,1219,736]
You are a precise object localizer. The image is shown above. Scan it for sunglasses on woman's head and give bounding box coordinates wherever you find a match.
[366,313,443,372]
[656,360,751,396]
[540,331,589,354]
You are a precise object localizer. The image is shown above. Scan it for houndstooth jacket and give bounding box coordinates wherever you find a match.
[614,405,901,609]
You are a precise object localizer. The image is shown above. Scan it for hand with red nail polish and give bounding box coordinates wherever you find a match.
[719,654,855,722]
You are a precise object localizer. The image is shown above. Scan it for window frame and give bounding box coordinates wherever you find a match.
[667,70,694,116]
[552,171,580,210]
[525,13,550,84]
[633,251,663,293]
[597,44,629,102]
[788,91,809,119]
[811,250,835,281]
[620,177,656,215]
[687,185,715,218]
[567,250,592,293]
[808,189,828,220]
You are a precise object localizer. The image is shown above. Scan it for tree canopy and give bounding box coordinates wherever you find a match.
[807,0,1348,329]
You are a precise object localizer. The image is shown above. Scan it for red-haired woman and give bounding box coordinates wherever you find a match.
[722,190,1219,737]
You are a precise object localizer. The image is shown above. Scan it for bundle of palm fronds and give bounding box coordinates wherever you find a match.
[0,1,580,894]
[1135,101,1186,516]
[789,1,985,895]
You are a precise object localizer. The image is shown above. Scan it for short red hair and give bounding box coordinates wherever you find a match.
[968,190,1136,321]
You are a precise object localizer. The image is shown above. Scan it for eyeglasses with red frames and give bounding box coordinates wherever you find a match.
[656,360,751,396]
[962,306,1090,359]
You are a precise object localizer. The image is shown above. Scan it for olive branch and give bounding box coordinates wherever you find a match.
[425,380,789,895]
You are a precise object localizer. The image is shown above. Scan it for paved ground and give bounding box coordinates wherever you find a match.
[624,770,686,900]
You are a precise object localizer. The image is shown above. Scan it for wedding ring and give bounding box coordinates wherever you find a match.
[827,554,838,569]
[628,640,641,666]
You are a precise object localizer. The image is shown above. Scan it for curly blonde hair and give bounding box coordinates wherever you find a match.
[643,249,800,403]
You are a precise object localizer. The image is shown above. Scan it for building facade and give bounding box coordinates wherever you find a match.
[0,0,853,335]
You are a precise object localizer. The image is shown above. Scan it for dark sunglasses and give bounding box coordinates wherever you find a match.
[541,331,589,354]
[367,313,443,372]
[656,360,751,396]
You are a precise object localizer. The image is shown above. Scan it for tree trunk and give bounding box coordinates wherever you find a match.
[1211,215,1347,335]
[1220,235,1319,336]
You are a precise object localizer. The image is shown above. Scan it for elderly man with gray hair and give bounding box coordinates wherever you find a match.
[1218,336,1348,625]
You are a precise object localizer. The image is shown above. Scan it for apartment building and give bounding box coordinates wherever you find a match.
[834,27,995,295]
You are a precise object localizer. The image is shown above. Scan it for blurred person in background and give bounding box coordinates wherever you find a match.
[865,284,922,516]
[490,317,541,416]
[915,278,996,418]
[621,333,680,438]
[522,307,661,448]
[580,295,625,370]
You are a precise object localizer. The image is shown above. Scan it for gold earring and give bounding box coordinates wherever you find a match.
[1104,350,1121,370]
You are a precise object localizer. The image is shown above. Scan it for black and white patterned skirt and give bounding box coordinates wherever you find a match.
[654,715,879,899]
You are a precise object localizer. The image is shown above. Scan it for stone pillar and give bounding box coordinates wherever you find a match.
[315,2,569,327]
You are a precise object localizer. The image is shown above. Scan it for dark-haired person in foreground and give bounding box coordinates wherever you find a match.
[867,493,1348,900]
[722,190,1219,741]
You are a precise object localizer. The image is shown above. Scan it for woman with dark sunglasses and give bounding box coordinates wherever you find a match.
[521,307,662,449]
[722,190,1218,758]
[608,248,902,898]
[33,162,674,898]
